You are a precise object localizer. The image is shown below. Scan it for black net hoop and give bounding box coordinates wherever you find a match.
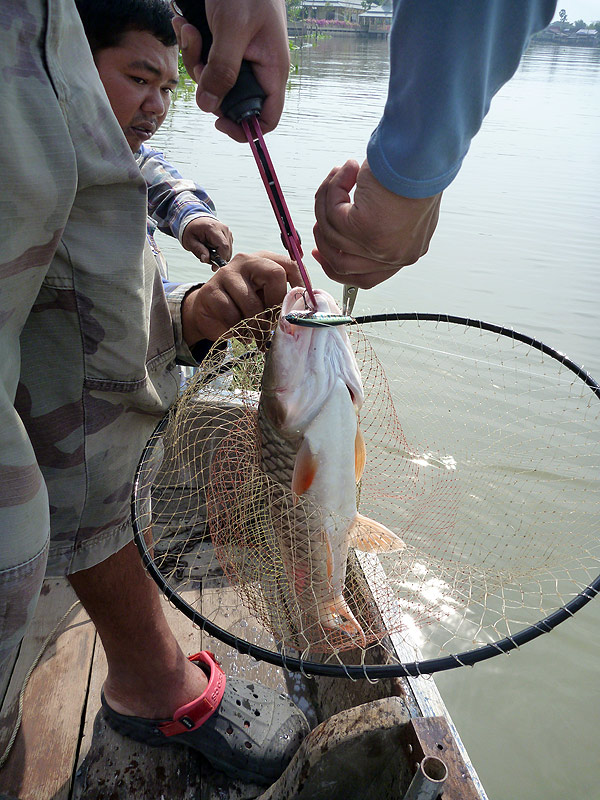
[132,313,600,678]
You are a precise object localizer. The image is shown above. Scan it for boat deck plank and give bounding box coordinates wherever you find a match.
[0,580,290,800]
[0,570,487,800]
[0,651,18,718]
[0,580,95,800]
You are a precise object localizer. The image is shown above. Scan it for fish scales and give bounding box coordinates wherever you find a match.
[258,403,330,574]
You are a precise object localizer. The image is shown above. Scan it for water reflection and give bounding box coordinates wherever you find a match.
[520,41,600,80]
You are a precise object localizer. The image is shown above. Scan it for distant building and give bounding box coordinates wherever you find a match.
[300,1,363,23]
[535,23,599,46]
[545,24,567,36]
[359,0,393,36]
[573,28,599,45]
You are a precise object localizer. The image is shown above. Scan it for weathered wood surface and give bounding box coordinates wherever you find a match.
[0,648,18,717]
[399,716,484,800]
[0,581,95,800]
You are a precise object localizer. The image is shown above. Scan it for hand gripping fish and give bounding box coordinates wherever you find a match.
[258,288,404,645]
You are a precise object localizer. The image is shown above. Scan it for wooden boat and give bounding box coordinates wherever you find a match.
[0,396,489,800]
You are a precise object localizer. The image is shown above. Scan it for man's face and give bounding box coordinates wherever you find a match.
[94,30,179,152]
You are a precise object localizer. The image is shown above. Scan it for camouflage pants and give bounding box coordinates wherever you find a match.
[0,0,179,670]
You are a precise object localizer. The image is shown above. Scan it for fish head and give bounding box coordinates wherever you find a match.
[261,288,364,435]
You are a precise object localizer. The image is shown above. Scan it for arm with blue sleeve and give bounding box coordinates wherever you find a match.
[313,0,556,288]
[367,0,556,198]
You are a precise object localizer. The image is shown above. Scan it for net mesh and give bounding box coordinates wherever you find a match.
[138,314,600,666]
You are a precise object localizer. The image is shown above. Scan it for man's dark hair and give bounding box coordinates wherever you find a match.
[76,0,177,54]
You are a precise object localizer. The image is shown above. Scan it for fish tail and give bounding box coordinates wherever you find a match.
[349,513,405,552]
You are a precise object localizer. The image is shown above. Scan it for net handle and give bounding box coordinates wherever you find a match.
[132,313,600,678]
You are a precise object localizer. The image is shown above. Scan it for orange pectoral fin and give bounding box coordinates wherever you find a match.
[355,424,366,482]
[349,513,405,552]
[291,438,318,500]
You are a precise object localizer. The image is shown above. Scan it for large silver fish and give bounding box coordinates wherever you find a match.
[258,287,404,645]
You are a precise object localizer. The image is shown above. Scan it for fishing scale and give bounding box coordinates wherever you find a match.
[172,0,356,327]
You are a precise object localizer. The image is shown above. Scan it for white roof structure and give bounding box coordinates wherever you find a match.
[359,0,393,19]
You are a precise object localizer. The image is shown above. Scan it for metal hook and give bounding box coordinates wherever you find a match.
[342,285,359,316]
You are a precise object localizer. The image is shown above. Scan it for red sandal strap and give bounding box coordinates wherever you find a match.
[158,651,226,737]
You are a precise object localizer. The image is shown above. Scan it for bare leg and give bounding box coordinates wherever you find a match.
[68,540,207,719]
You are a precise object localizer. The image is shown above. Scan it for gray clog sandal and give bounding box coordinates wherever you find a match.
[101,650,309,786]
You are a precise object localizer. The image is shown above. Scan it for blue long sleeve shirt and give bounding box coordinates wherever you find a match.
[367,0,556,198]
[132,146,219,364]
[135,144,217,239]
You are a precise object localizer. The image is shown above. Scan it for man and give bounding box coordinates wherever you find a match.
[1,0,308,786]
[77,0,233,268]
[173,0,557,288]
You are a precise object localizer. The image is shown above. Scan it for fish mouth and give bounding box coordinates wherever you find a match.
[278,314,295,336]
[280,288,351,330]
[282,287,339,317]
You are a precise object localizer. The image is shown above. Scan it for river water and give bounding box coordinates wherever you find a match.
[152,37,600,800]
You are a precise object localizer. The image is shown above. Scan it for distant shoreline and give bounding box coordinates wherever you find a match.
[533,30,599,47]
[287,22,599,48]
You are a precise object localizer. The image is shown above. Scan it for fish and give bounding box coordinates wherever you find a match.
[258,287,404,646]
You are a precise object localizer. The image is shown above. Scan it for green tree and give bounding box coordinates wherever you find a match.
[285,0,302,21]
[572,18,586,31]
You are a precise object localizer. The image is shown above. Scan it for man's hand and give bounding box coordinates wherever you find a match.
[312,159,442,289]
[181,217,233,264]
[172,0,289,141]
[181,251,302,349]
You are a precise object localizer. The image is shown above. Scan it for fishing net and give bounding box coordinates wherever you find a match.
[133,312,600,676]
